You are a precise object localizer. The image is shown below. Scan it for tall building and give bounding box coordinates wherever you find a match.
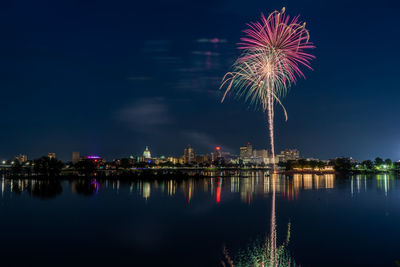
[240,142,253,159]
[253,149,269,164]
[184,145,195,164]
[72,152,80,164]
[215,146,222,159]
[143,146,151,159]
[48,152,56,159]
[15,154,27,164]
[253,149,268,158]
[195,154,210,164]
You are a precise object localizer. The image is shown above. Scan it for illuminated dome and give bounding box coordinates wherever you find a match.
[143,146,151,159]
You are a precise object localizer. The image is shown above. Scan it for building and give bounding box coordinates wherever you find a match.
[215,146,222,159]
[143,146,151,159]
[195,155,205,164]
[194,154,210,164]
[48,152,56,159]
[239,143,271,165]
[253,149,268,158]
[240,143,253,159]
[279,149,300,162]
[15,154,27,164]
[277,154,285,163]
[212,146,225,164]
[167,157,178,165]
[184,145,195,164]
[72,152,80,164]
[252,149,269,164]
[82,155,106,168]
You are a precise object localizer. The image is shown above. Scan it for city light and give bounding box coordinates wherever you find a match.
[1,2,399,267]
[87,155,100,159]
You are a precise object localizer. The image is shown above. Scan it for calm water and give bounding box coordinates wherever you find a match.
[0,173,399,266]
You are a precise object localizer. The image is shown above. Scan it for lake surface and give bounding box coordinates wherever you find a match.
[0,173,399,266]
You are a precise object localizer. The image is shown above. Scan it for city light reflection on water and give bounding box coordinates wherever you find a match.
[1,173,400,266]
[1,173,398,201]
[2,173,399,203]
[129,173,337,204]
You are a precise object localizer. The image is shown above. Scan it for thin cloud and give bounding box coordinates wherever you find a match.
[196,38,228,44]
[116,98,174,133]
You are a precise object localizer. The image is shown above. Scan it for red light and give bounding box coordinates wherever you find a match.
[216,185,221,203]
[216,146,221,151]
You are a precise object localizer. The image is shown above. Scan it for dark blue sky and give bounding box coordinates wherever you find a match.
[1,0,400,161]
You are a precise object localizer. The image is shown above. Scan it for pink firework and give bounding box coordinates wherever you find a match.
[238,7,315,85]
[220,7,315,174]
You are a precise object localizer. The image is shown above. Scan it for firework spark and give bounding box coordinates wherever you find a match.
[222,175,295,267]
[220,7,314,172]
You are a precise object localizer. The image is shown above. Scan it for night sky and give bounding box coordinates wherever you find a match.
[1,0,400,161]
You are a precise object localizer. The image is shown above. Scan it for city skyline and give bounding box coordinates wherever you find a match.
[3,143,398,164]
[3,141,399,162]
[1,0,400,161]
[2,2,400,267]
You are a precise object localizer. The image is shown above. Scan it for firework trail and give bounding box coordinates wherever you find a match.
[222,174,294,267]
[220,7,314,172]
[270,174,277,266]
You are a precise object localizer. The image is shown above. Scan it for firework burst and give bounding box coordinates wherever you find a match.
[220,7,314,172]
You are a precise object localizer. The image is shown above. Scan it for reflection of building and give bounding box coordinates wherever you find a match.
[143,146,151,159]
[72,152,80,164]
[15,154,27,164]
[376,174,392,196]
[142,182,151,199]
[48,152,56,159]
[47,173,336,204]
[184,145,195,164]
[293,174,334,191]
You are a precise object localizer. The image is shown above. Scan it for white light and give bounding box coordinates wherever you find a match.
[1,161,5,164]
